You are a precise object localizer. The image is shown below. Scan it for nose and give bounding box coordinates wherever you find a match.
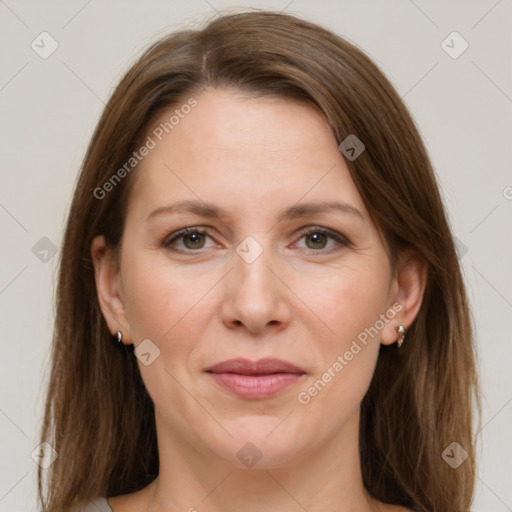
[220,238,292,335]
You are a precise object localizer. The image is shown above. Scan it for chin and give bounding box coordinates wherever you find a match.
[209,419,312,468]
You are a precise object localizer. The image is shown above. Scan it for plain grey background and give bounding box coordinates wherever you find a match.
[1,1,511,511]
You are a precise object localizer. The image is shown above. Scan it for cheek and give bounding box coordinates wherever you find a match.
[120,254,212,408]
[292,258,390,409]
[300,258,391,347]
[122,264,174,341]
[122,252,212,341]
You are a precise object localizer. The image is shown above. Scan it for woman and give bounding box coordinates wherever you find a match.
[38,10,480,512]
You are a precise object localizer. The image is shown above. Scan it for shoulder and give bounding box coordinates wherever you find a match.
[69,497,113,512]
[379,504,416,512]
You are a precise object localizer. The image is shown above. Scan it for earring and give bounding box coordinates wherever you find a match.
[396,325,406,348]
[113,331,123,344]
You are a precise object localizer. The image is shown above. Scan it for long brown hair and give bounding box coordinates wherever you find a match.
[38,9,480,512]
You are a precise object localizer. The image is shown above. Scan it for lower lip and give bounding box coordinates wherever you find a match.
[207,372,305,399]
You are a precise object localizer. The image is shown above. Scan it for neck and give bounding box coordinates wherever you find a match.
[145,409,382,512]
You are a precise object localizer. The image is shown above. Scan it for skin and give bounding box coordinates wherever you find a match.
[91,88,426,512]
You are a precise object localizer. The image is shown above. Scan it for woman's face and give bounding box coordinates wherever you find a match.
[93,88,419,468]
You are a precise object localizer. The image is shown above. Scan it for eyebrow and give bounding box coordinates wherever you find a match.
[146,199,365,223]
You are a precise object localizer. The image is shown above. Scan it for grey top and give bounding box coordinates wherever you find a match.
[70,497,113,512]
[74,496,416,512]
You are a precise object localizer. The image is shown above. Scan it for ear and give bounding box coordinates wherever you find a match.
[381,247,428,346]
[91,235,132,345]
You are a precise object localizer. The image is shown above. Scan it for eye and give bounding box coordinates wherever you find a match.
[163,227,213,252]
[162,226,350,254]
[293,226,350,254]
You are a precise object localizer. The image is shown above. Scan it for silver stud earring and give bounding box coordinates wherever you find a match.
[396,325,406,348]
[113,330,123,344]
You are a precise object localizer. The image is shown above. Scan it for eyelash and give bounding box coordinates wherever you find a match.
[162,226,351,255]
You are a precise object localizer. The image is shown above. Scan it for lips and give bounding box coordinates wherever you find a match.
[206,358,306,376]
[206,358,306,399]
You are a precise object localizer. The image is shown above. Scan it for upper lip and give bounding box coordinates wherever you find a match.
[206,358,306,375]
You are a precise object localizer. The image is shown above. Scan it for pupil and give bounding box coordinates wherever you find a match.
[186,233,204,248]
[309,233,326,248]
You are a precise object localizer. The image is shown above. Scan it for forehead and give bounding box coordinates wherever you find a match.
[127,88,367,222]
